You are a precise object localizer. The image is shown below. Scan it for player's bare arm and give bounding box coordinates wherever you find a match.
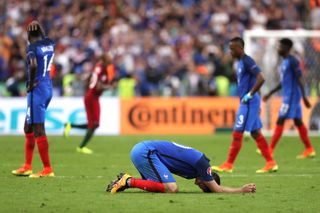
[263,83,282,102]
[249,72,265,95]
[298,76,311,108]
[204,180,256,193]
[242,72,266,103]
[27,57,38,92]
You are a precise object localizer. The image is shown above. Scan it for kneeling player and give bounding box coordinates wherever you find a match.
[107,141,256,194]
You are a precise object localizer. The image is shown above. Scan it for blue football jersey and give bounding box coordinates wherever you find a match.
[26,38,55,85]
[280,55,302,105]
[143,141,213,181]
[25,37,54,124]
[236,55,261,105]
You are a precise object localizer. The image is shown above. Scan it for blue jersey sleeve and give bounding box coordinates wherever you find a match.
[194,155,214,182]
[290,56,302,78]
[26,44,36,63]
[44,37,55,46]
[245,56,261,75]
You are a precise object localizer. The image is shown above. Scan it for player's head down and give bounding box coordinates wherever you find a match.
[278,38,293,56]
[229,37,245,59]
[195,172,221,193]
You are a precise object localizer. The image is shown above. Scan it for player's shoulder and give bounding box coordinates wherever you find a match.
[26,42,39,58]
[42,37,54,43]
[243,54,256,64]
[288,55,299,65]
[26,43,36,52]
[31,38,55,50]
[242,54,260,72]
[33,37,55,47]
[42,37,55,46]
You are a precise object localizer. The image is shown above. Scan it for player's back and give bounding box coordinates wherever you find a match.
[280,55,302,104]
[26,38,55,86]
[237,54,261,105]
[142,140,205,179]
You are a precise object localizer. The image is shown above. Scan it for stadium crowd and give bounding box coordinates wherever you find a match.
[0,0,319,97]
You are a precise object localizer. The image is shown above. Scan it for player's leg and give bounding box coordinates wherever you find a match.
[242,105,278,173]
[77,96,99,154]
[269,117,286,155]
[12,119,34,176]
[77,127,97,154]
[107,142,174,193]
[211,131,243,173]
[29,123,54,178]
[269,102,291,153]
[63,123,88,138]
[29,89,54,178]
[64,95,91,138]
[107,172,169,194]
[212,105,247,173]
[251,129,278,173]
[294,118,316,159]
[68,124,88,129]
[130,142,176,192]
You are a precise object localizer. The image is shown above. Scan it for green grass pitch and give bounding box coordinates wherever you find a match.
[0,134,319,213]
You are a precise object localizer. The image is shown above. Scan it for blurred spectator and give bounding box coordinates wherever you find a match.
[0,0,315,97]
[5,70,24,96]
[118,74,136,98]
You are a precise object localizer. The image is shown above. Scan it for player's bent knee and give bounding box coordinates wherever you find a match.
[165,183,179,193]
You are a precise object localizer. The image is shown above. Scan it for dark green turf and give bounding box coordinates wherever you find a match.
[0,135,319,212]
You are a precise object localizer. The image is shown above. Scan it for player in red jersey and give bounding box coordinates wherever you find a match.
[63,54,116,154]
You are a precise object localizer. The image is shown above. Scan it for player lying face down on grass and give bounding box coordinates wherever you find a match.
[107,141,256,193]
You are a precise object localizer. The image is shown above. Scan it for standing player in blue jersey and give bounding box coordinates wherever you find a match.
[12,21,55,178]
[212,37,278,173]
[263,38,316,159]
[107,141,256,193]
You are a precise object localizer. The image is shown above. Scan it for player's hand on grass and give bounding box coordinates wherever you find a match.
[303,97,311,108]
[241,92,252,103]
[242,183,256,193]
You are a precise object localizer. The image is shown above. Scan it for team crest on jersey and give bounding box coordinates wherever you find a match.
[207,167,212,176]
